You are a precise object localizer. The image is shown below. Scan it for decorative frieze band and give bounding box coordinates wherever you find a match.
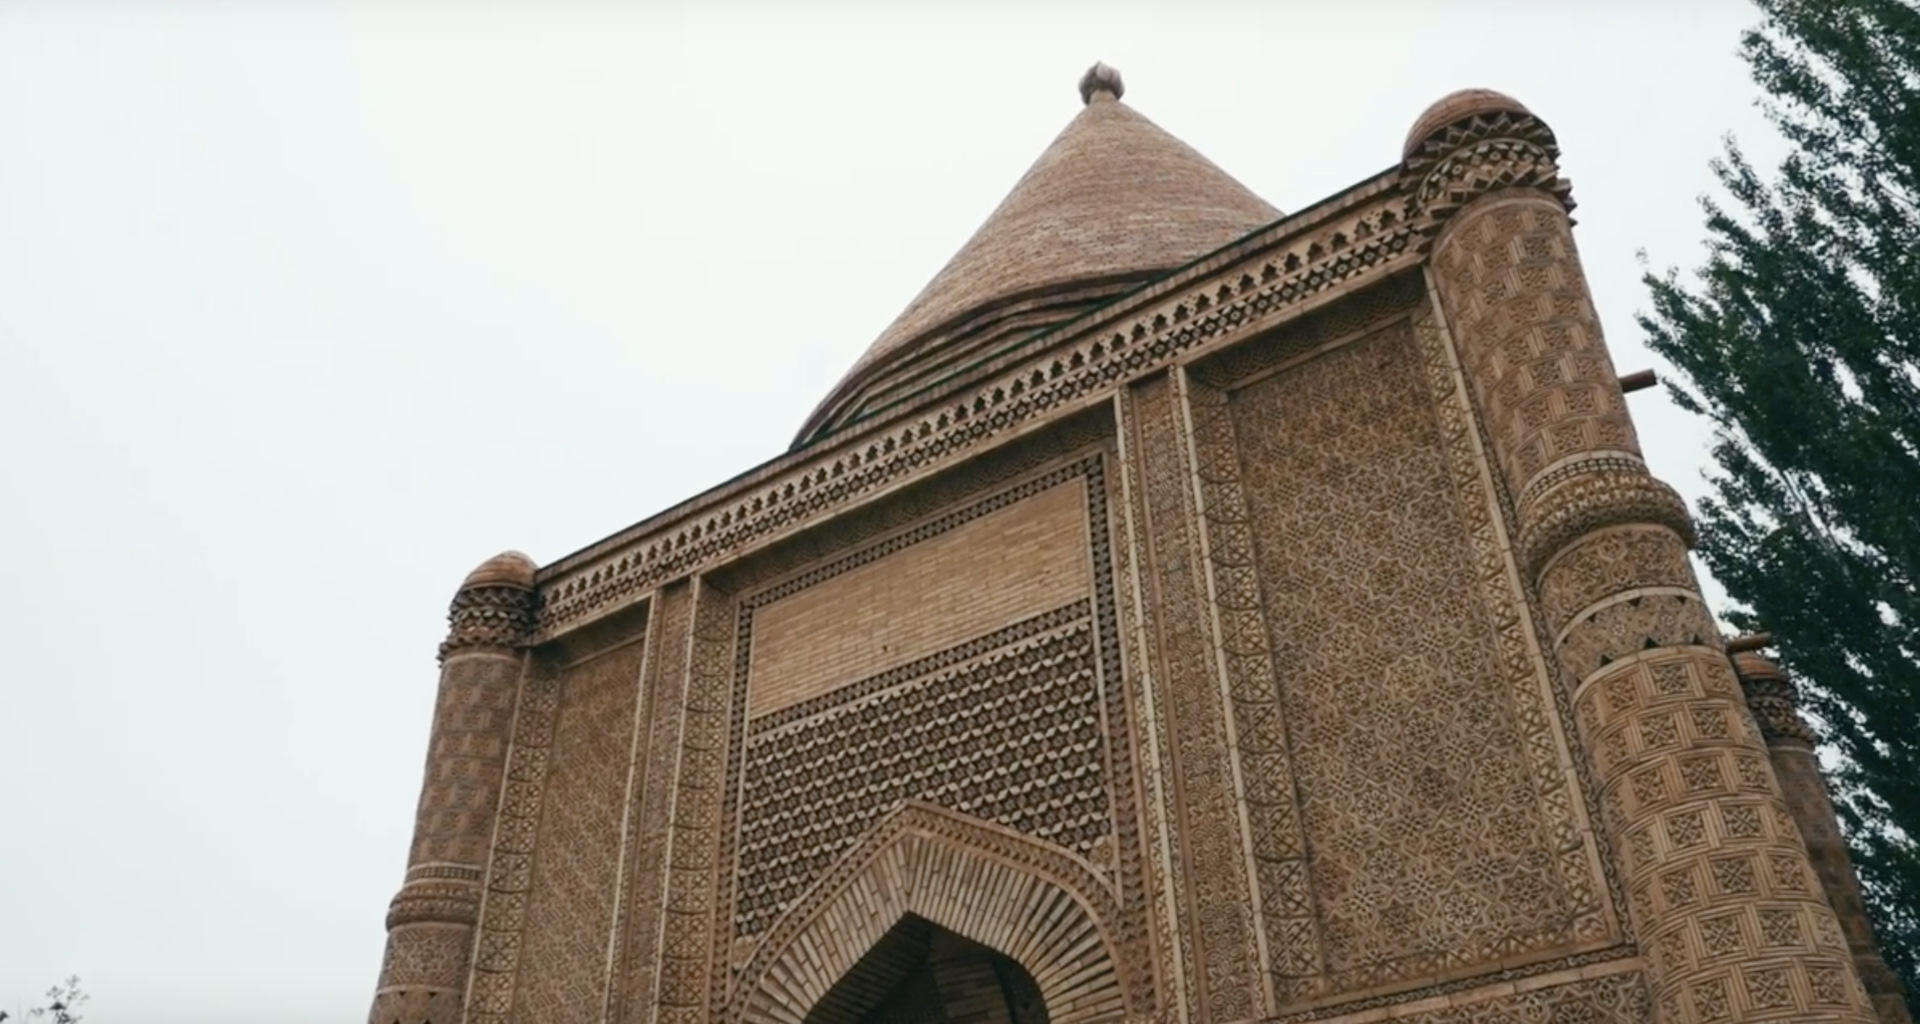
[535,176,1421,641]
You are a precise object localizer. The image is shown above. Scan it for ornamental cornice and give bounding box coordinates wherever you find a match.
[533,168,1420,642]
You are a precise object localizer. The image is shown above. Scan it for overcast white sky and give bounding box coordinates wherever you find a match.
[0,3,1782,1021]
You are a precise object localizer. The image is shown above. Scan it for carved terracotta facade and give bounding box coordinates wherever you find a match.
[368,72,1899,1024]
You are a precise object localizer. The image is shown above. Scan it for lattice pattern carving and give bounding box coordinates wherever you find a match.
[373,922,474,1011]
[654,584,737,1024]
[408,654,522,872]
[511,636,649,1022]
[1108,421,1186,1018]
[1537,526,1698,631]
[1187,376,1322,999]
[371,646,523,1024]
[1428,194,1641,510]
[1572,652,1875,1022]
[736,603,1106,935]
[465,666,561,1023]
[1225,317,1604,995]
[1736,656,1914,1024]
[1428,167,1877,1021]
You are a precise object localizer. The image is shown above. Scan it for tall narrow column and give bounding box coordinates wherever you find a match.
[368,551,537,1024]
[1407,89,1876,1023]
[1733,649,1912,1024]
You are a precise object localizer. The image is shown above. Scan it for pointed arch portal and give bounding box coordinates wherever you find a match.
[806,915,1047,1024]
[734,803,1133,1024]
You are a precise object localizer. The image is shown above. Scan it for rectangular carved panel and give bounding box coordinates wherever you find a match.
[747,476,1090,718]
[725,461,1118,950]
[1228,318,1590,992]
[512,636,649,1024]
[738,602,1102,936]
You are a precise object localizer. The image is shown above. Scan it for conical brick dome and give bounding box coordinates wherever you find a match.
[797,65,1280,446]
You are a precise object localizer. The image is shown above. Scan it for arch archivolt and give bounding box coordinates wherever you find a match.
[732,801,1136,1024]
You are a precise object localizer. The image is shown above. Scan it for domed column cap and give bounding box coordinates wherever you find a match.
[459,550,537,592]
[1403,88,1535,160]
[1401,86,1572,234]
[1731,650,1815,744]
[441,550,539,660]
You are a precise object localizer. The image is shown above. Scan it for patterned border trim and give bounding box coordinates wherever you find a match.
[609,582,694,1024]
[1185,375,1324,1001]
[653,582,736,1024]
[1266,948,1642,1023]
[464,664,563,1023]
[1128,375,1262,1022]
[535,181,1419,641]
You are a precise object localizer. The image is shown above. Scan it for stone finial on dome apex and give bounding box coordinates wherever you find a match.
[1078,62,1124,105]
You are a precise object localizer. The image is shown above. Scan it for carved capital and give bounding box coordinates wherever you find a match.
[1519,470,1696,582]
[439,582,537,661]
[1403,97,1574,245]
[1733,653,1818,746]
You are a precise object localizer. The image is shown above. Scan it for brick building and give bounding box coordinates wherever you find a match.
[367,66,1908,1024]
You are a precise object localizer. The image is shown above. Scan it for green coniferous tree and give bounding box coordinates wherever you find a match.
[1639,0,1919,1012]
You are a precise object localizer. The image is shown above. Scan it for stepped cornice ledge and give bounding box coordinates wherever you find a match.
[533,164,1412,641]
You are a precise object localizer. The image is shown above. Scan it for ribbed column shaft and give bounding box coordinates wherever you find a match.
[1735,654,1912,1024]
[369,554,535,1024]
[1425,183,1876,1023]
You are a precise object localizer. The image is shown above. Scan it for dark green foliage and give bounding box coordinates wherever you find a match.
[1638,0,1920,1011]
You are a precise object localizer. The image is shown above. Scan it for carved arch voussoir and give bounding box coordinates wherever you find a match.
[732,801,1135,1024]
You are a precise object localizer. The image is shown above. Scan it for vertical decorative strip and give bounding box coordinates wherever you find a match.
[655,578,737,1024]
[1126,372,1261,1023]
[1111,395,1191,1024]
[610,582,695,1024]
[465,663,561,1024]
[1184,378,1325,1005]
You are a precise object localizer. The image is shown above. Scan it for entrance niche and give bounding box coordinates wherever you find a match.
[803,915,1048,1024]
[732,805,1131,1024]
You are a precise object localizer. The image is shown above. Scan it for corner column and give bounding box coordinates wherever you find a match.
[1734,649,1913,1024]
[1407,90,1876,1023]
[368,552,537,1024]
